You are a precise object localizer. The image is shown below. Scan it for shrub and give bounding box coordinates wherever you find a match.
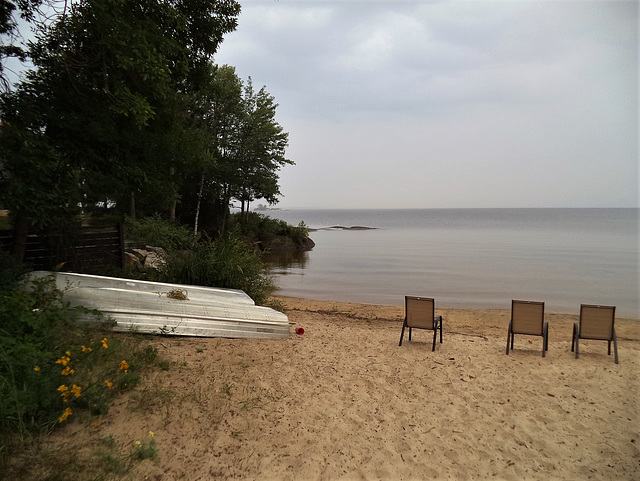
[124,214,194,251]
[228,212,309,248]
[0,250,29,291]
[0,274,163,467]
[157,229,276,305]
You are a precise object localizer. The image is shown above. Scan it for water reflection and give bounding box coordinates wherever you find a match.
[262,249,310,271]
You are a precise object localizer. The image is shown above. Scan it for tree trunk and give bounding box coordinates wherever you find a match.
[129,191,136,219]
[169,167,176,221]
[194,171,205,238]
[11,215,29,261]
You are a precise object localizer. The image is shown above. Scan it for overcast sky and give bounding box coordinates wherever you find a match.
[214,0,638,209]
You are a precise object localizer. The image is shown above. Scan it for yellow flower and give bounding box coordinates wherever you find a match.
[58,407,72,423]
[61,366,74,376]
[58,385,70,401]
[149,431,154,438]
[71,384,82,398]
[136,441,141,446]
[56,356,70,366]
[81,345,93,353]
[119,360,129,373]
[34,366,40,372]
[65,350,71,356]
[101,338,108,349]
[92,416,102,428]
[105,380,113,389]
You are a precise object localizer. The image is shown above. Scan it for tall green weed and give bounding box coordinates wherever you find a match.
[157,230,275,305]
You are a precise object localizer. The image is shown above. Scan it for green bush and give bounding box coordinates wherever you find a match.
[124,214,194,251]
[157,229,275,305]
[0,250,29,291]
[228,212,309,248]
[0,274,163,466]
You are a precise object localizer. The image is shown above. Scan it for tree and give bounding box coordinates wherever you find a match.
[232,78,291,216]
[0,0,241,257]
[0,0,46,92]
[181,66,292,233]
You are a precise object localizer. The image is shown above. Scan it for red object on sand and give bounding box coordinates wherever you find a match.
[295,327,305,335]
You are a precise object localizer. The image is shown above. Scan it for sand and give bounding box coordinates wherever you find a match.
[37,297,640,480]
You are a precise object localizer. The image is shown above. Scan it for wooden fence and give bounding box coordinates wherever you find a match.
[0,224,125,273]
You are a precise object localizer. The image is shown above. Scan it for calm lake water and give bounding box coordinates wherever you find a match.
[262,208,639,318]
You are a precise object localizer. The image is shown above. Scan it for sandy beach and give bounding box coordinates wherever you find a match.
[37,297,639,480]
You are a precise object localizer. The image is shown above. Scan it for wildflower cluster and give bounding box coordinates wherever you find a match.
[56,351,75,376]
[133,430,159,460]
[58,407,72,423]
[51,338,139,424]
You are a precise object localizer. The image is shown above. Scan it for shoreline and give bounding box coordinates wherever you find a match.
[274,295,640,323]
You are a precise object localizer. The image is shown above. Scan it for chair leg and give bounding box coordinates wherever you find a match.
[613,329,619,364]
[506,320,512,355]
[571,323,577,352]
[399,320,406,346]
[438,316,443,344]
[542,322,549,357]
[608,340,611,355]
[408,327,412,341]
[573,323,579,359]
[432,326,437,352]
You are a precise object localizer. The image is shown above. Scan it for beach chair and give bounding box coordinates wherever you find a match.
[572,304,618,364]
[506,300,548,357]
[398,296,443,351]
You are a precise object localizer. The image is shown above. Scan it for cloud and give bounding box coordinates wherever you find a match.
[214,0,638,208]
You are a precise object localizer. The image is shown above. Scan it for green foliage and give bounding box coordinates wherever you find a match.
[0,117,82,231]
[0,274,165,467]
[132,438,158,461]
[1,0,242,232]
[228,211,309,247]
[0,0,44,92]
[157,229,275,305]
[0,250,28,291]
[124,214,194,251]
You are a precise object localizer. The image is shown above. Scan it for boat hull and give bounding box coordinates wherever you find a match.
[27,272,290,339]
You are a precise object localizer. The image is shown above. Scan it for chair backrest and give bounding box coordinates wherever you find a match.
[511,300,545,335]
[579,304,615,340]
[405,296,435,330]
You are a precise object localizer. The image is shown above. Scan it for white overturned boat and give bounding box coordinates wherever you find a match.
[27,271,290,339]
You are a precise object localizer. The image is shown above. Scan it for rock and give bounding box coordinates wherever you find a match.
[127,246,167,271]
[143,251,166,270]
[131,248,150,261]
[261,236,315,252]
[124,252,143,269]
[145,245,168,258]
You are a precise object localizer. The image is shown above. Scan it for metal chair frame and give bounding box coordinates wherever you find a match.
[506,299,549,357]
[572,304,618,364]
[399,296,443,351]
